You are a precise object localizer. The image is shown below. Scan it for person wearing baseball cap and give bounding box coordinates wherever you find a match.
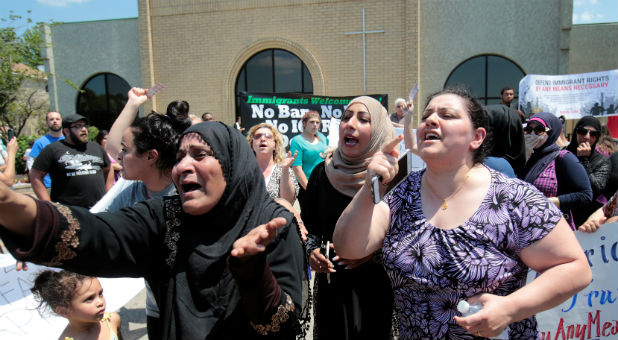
[30,113,114,208]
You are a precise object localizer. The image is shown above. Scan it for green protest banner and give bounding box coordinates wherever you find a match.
[238,92,388,146]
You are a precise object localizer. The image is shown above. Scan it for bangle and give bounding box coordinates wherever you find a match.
[297,221,304,225]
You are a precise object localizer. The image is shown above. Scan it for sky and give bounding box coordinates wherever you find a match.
[1,0,616,32]
[573,0,618,24]
[1,0,138,33]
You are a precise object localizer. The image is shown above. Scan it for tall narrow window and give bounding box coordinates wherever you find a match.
[76,73,131,130]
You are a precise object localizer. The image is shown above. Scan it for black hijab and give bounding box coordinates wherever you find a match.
[161,122,306,339]
[523,112,563,183]
[485,104,526,177]
[566,115,603,161]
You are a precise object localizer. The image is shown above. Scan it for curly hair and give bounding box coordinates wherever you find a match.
[424,86,489,164]
[30,270,93,314]
[246,123,287,164]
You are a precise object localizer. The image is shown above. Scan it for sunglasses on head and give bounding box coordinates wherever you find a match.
[523,125,549,135]
[575,126,600,138]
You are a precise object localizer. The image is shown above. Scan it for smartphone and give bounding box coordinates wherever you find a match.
[371,150,412,204]
[7,129,14,140]
[146,83,164,98]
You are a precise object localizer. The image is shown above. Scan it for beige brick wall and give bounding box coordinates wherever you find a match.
[138,0,419,125]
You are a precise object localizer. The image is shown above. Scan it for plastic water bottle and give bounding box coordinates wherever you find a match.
[457,300,509,339]
[457,300,483,317]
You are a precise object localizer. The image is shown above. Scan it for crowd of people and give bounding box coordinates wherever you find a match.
[0,85,617,340]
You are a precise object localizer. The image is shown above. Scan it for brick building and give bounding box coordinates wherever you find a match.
[44,0,617,128]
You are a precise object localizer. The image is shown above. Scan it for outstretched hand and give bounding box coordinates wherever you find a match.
[231,217,287,258]
[280,151,298,169]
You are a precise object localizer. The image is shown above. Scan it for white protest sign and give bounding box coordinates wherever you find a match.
[328,117,340,148]
[518,69,618,119]
[527,222,618,340]
[0,254,144,339]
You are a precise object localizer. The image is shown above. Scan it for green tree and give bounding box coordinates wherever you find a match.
[0,11,49,137]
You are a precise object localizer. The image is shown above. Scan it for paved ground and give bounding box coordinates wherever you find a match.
[117,289,149,340]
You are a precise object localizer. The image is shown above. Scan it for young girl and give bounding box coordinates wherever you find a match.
[31,270,123,340]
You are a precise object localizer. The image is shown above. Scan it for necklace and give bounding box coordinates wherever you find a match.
[423,169,471,210]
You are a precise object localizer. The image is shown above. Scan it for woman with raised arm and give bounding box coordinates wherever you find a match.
[302,96,396,340]
[89,97,190,340]
[0,122,308,339]
[106,87,190,160]
[334,87,591,339]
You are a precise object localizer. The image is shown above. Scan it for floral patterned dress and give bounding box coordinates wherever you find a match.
[383,168,562,339]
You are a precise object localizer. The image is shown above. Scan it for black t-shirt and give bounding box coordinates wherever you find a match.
[32,140,109,208]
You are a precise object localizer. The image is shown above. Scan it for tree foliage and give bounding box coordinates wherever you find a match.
[0,11,49,137]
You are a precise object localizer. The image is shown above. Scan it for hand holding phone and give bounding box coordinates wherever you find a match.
[371,150,412,204]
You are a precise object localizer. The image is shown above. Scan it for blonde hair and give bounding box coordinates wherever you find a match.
[246,123,287,164]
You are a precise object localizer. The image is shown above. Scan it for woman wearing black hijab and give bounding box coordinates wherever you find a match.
[566,116,611,222]
[484,104,526,177]
[0,122,308,339]
[523,112,592,228]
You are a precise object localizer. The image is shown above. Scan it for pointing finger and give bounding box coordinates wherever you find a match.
[382,135,403,157]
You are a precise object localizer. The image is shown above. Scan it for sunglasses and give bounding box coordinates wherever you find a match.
[575,126,600,138]
[253,132,273,140]
[523,125,550,135]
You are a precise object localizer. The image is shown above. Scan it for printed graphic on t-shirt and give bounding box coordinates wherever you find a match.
[58,152,104,176]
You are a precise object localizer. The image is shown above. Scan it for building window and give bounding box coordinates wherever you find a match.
[444,55,525,105]
[76,73,131,130]
[235,49,313,114]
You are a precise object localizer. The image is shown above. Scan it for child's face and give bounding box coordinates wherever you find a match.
[67,278,106,323]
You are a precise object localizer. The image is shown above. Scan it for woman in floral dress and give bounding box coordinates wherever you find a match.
[334,87,591,339]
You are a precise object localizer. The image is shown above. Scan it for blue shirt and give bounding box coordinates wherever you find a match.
[484,157,516,178]
[30,134,65,187]
[290,132,328,182]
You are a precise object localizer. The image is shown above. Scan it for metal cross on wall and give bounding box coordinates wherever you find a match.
[344,8,385,92]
